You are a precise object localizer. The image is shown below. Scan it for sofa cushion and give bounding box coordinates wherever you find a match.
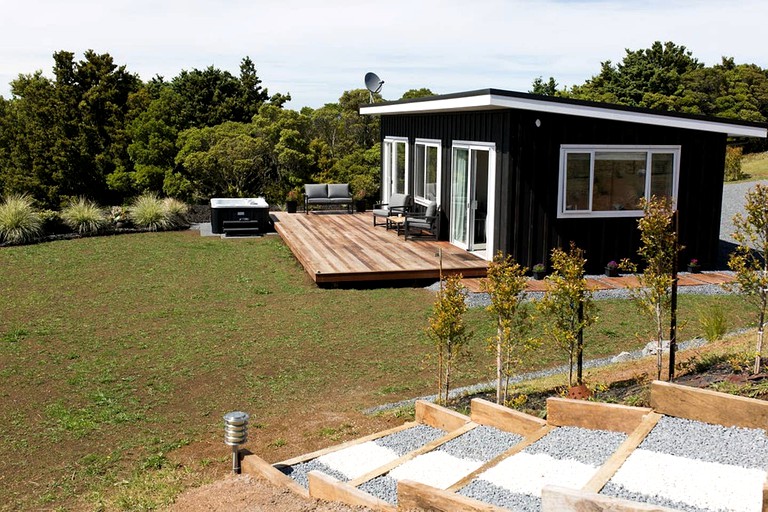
[327,184,350,199]
[305,184,327,199]
[425,201,437,218]
[389,193,409,208]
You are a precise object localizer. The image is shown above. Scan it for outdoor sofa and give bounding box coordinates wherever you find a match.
[304,183,353,214]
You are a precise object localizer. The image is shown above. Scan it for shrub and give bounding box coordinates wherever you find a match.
[725,146,744,181]
[162,198,190,229]
[38,209,69,234]
[129,194,170,232]
[61,198,107,235]
[0,194,43,244]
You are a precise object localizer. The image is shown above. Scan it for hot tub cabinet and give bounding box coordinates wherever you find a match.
[210,198,270,235]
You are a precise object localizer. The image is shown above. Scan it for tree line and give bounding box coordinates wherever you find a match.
[0,51,405,208]
[1,41,766,209]
[531,41,768,152]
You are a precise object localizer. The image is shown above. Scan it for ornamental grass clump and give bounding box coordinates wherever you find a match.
[0,194,43,244]
[162,197,190,229]
[128,193,170,232]
[60,198,107,235]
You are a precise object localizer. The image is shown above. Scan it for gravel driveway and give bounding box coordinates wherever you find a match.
[718,180,768,266]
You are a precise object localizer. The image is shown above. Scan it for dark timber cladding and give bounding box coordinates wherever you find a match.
[381,110,728,274]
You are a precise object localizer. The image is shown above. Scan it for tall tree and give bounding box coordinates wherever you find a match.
[529,76,558,96]
[569,41,702,110]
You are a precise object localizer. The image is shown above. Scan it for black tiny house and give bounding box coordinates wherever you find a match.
[360,89,767,273]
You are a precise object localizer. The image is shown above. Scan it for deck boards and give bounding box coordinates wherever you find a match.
[271,212,488,284]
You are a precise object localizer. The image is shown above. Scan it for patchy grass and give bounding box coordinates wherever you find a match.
[741,150,768,181]
[0,231,755,510]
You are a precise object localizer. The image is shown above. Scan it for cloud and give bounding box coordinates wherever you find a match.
[1,0,767,107]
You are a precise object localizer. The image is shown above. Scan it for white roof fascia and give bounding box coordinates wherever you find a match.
[360,92,767,139]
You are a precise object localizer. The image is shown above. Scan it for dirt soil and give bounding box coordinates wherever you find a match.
[166,474,371,512]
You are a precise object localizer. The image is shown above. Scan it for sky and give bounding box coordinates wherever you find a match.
[1,0,767,110]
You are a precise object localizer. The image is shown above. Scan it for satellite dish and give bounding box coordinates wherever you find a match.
[364,72,384,102]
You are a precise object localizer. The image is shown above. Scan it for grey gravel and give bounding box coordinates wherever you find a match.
[279,459,348,488]
[357,475,398,505]
[524,426,627,466]
[437,425,523,461]
[458,479,541,511]
[639,415,768,469]
[374,424,445,456]
[600,482,713,512]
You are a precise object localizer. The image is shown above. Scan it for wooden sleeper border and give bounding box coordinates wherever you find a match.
[243,382,768,511]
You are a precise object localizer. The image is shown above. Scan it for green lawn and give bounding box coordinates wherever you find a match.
[0,231,755,510]
[740,150,768,181]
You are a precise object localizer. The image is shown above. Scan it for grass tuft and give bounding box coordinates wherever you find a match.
[129,193,170,231]
[163,197,190,229]
[0,194,43,244]
[61,197,108,234]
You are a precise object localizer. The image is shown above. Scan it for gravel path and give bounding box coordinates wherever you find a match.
[601,416,768,512]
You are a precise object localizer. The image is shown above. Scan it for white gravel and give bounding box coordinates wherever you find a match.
[388,450,485,489]
[477,451,597,495]
[316,441,399,480]
[601,416,768,512]
[606,449,765,512]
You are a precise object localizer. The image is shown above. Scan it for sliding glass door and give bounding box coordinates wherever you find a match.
[450,143,495,258]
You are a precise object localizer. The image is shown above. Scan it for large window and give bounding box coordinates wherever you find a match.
[383,137,408,200]
[558,145,680,218]
[414,139,441,205]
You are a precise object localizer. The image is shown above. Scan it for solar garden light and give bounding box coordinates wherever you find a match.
[223,411,249,474]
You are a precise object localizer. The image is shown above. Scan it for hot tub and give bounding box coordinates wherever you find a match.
[210,197,270,234]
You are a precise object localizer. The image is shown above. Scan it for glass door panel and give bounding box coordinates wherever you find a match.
[450,148,469,248]
[472,150,489,250]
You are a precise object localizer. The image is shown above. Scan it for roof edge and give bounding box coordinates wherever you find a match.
[359,89,767,138]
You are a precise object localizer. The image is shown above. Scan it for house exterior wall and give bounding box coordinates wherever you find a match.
[380,110,726,274]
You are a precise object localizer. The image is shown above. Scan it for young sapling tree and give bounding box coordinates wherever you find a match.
[728,183,768,374]
[536,242,595,387]
[481,252,536,405]
[621,196,679,380]
[426,273,471,404]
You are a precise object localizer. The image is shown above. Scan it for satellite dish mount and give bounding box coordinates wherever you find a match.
[364,72,384,103]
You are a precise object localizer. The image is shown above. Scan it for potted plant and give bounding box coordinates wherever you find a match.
[353,189,367,213]
[688,258,701,273]
[286,188,300,214]
[532,263,546,280]
[605,260,619,277]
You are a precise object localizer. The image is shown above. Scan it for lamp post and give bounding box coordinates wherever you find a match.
[223,411,249,474]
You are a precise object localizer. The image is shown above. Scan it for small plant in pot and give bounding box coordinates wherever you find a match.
[688,258,701,273]
[532,263,546,280]
[285,188,300,214]
[353,189,367,213]
[605,260,619,277]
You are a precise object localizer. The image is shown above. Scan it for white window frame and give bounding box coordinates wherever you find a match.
[413,138,442,207]
[383,137,409,201]
[557,144,681,219]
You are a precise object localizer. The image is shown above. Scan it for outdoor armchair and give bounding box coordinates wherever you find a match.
[372,193,412,226]
[403,201,440,240]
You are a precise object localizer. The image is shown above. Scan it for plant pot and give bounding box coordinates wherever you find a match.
[532,270,545,280]
[605,267,619,277]
[688,265,701,274]
[286,200,298,214]
[355,200,366,213]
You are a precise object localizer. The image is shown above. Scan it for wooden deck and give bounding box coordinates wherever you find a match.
[271,211,488,284]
